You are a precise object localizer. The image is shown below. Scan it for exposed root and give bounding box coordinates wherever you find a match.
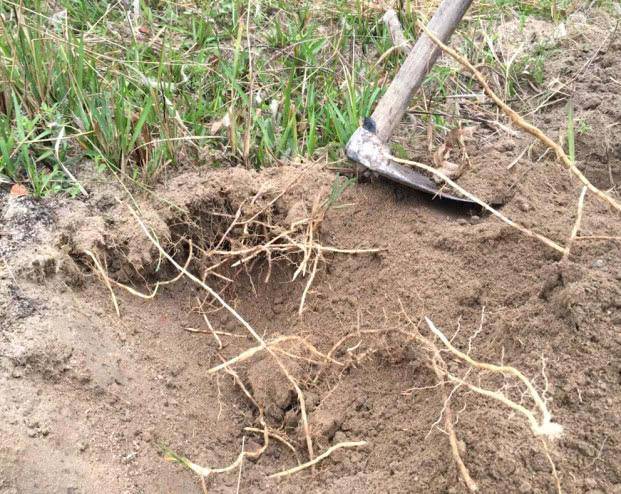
[424,317,562,438]
[542,438,563,494]
[268,441,367,479]
[431,358,478,493]
[245,427,301,465]
[299,252,320,316]
[390,155,566,254]
[163,439,257,483]
[84,241,194,315]
[83,250,120,317]
[208,335,343,374]
[163,358,270,484]
[562,186,587,262]
[575,235,621,242]
[123,201,317,466]
[119,195,375,479]
[194,296,223,349]
[398,305,563,491]
[83,170,376,485]
[418,20,621,214]
[188,182,379,314]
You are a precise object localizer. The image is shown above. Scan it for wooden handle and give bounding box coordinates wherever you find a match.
[371,0,473,143]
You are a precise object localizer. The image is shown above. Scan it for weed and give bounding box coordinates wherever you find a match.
[326,174,356,208]
[576,118,591,136]
[0,0,589,196]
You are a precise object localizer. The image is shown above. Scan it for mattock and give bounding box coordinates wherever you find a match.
[345,0,475,204]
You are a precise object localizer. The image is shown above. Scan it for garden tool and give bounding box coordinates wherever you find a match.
[346,0,474,203]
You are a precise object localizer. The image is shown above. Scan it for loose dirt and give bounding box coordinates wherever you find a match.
[1,15,620,494]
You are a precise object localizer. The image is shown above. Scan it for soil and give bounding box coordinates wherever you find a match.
[1,14,620,494]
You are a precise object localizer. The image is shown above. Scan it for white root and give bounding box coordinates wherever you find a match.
[425,317,563,438]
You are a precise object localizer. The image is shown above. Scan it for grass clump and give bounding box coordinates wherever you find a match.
[0,0,395,195]
[0,0,589,197]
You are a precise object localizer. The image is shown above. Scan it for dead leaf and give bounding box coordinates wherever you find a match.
[432,143,451,168]
[432,141,461,182]
[10,183,29,197]
[210,111,231,134]
[446,126,475,148]
[431,126,478,182]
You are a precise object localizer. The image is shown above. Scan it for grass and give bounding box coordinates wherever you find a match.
[0,0,603,197]
[0,0,398,195]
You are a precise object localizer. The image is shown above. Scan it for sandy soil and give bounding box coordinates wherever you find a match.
[1,14,620,494]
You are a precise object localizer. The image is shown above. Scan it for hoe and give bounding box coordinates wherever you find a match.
[345,0,474,203]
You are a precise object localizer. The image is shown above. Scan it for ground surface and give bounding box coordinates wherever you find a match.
[1,6,621,494]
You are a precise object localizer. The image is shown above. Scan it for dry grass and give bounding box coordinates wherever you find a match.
[418,20,621,214]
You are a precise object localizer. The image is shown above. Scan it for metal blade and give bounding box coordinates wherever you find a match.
[346,127,475,205]
[373,159,476,204]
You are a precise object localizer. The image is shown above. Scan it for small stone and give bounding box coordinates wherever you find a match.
[245,439,262,462]
[457,218,468,226]
[91,385,105,396]
[165,378,177,389]
[284,409,298,429]
[78,441,88,452]
[494,138,516,152]
[581,95,601,110]
[575,440,597,458]
[592,259,604,268]
[25,419,40,429]
[11,368,23,378]
[305,392,320,412]
[121,452,137,464]
[584,478,598,489]
[470,215,480,223]
[529,451,549,472]
[77,372,91,384]
[517,198,531,212]
[169,365,185,378]
[518,480,532,493]
[333,430,347,444]
[27,429,38,438]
